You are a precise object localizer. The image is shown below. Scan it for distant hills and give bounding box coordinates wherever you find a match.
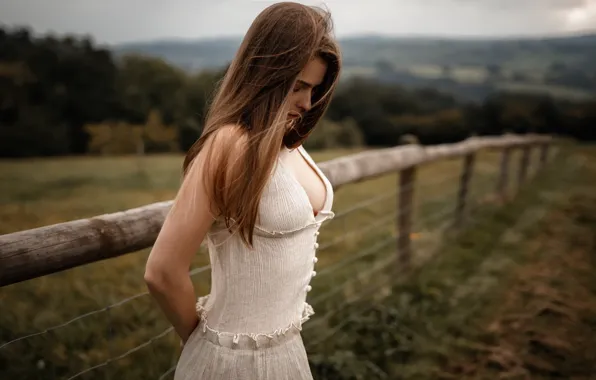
[112,33,596,103]
[112,33,596,72]
[113,37,240,72]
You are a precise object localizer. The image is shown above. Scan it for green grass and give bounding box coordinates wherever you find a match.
[0,146,544,379]
[403,63,596,101]
[497,82,596,101]
[340,66,377,80]
[407,64,490,84]
[304,143,596,379]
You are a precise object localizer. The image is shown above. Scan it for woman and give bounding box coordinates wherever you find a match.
[144,2,341,379]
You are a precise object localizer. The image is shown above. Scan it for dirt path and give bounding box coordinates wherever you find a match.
[443,191,596,379]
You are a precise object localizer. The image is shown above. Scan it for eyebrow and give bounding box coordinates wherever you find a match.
[296,79,316,88]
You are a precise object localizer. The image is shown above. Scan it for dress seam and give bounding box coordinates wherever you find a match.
[195,295,314,347]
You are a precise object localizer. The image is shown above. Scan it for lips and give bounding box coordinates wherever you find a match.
[289,112,301,119]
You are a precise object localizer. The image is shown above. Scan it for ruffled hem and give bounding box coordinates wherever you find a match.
[195,295,314,346]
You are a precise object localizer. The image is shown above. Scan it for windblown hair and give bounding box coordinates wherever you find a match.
[182,2,341,247]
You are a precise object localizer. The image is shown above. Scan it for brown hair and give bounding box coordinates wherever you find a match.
[182,2,341,247]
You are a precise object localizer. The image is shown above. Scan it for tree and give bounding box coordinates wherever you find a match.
[176,68,226,152]
[143,110,179,153]
[117,54,187,124]
[477,95,506,135]
[0,27,120,156]
[84,110,179,155]
[85,122,143,155]
[304,118,364,150]
[392,108,470,145]
[533,97,562,135]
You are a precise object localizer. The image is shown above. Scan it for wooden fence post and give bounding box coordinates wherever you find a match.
[496,147,512,201]
[455,153,476,227]
[518,145,531,189]
[398,166,416,270]
[539,142,550,168]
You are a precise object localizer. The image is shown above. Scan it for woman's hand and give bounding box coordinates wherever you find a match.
[180,317,200,347]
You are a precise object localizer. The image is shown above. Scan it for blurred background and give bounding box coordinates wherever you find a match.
[1,1,595,379]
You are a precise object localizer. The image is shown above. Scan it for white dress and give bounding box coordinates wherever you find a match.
[174,145,335,380]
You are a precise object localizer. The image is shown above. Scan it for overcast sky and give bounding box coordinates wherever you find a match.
[1,0,596,45]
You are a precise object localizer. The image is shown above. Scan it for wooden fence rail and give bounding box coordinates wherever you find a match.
[0,134,552,287]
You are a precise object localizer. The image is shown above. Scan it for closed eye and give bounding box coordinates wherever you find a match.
[294,79,315,92]
[293,83,307,93]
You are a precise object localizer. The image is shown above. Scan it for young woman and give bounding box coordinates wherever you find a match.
[144,2,341,379]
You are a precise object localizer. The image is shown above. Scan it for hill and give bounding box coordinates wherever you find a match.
[112,33,596,73]
[111,33,596,103]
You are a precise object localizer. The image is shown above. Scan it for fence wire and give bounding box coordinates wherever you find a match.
[0,145,555,380]
[307,153,562,372]
[0,172,461,353]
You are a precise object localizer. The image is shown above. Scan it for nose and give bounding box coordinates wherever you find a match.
[297,92,312,113]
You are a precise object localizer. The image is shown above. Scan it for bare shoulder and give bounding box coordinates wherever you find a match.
[204,124,249,154]
[188,124,251,192]
[179,124,249,215]
[185,124,248,174]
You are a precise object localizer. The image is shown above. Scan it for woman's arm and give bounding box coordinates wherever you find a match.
[144,146,213,343]
[144,125,244,344]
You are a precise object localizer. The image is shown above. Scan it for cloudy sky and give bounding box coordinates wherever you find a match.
[1,0,596,44]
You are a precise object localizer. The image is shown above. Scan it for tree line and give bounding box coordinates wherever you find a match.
[1,27,594,158]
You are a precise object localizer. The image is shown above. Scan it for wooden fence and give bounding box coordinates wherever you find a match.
[0,134,552,287]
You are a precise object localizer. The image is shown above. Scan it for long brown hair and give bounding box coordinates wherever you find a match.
[182,2,341,247]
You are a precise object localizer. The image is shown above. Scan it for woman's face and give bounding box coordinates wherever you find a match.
[287,56,327,122]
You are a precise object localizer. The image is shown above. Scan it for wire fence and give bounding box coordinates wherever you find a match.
[0,143,553,379]
[311,162,569,380]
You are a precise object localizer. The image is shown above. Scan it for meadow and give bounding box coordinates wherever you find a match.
[406,64,596,100]
[304,143,596,379]
[0,146,534,379]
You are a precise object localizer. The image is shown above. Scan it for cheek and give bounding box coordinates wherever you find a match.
[286,93,299,109]
[281,100,294,116]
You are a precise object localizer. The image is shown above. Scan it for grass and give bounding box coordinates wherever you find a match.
[449,192,596,379]
[340,66,377,80]
[408,64,491,84]
[497,82,596,101]
[304,143,596,379]
[0,145,544,379]
[403,63,596,101]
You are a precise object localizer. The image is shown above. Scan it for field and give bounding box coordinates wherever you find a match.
[0,145,549,379]
[408,64,491,83]
[496,82,596,101]
[340,66,377,80]
[404,64,596,101]
[304,143,596,379]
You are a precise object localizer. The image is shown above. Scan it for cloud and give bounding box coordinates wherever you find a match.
[447,0,589,9]
[560,0,596,32]
[0,0,594,44]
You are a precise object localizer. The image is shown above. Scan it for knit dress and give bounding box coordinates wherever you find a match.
[174,145,334,380]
